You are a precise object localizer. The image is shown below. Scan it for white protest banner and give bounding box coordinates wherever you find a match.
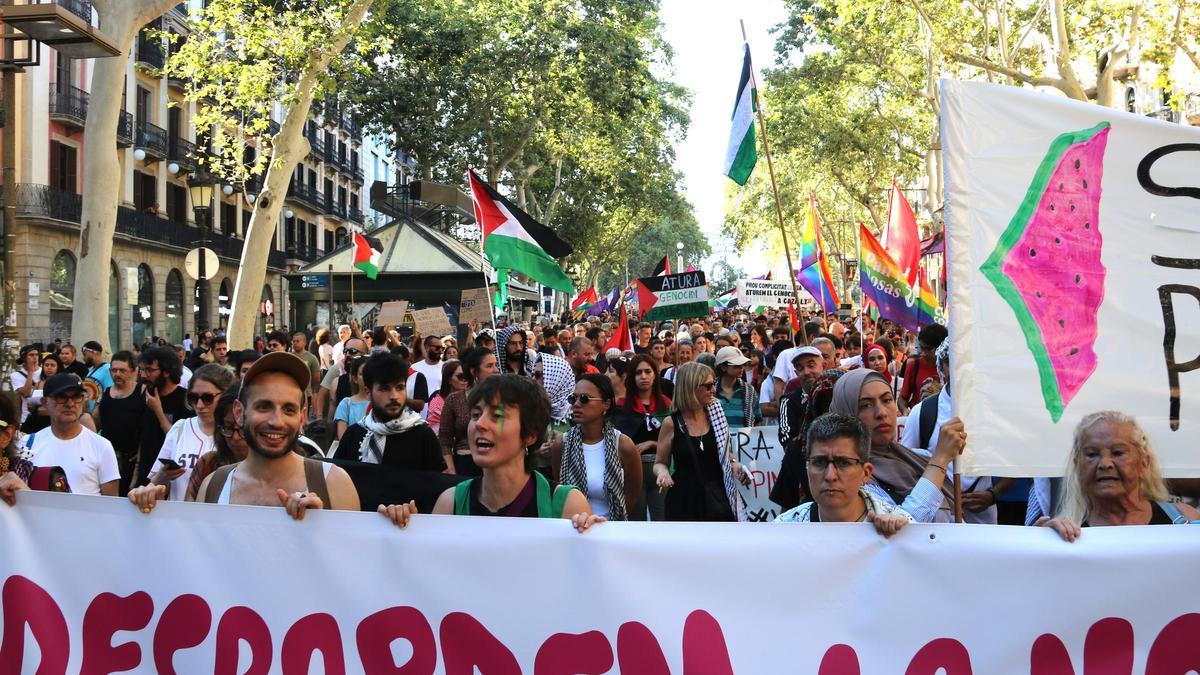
[411,307,453,336]
[943,80,1200,477]
[459,288,493,325]
[375,300,409,326]
[731,426,784,521]
[635,271,708,321]
[735,279,796,309]
[5,491,1200,673]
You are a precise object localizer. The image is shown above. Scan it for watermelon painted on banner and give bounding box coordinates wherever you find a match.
[635,271,709,322]
[943,80,1200,478]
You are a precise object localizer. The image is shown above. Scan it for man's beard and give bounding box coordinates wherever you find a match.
[373,401,403,422]
[141,374,168,390]
[243,422,298,459]
[506,348,524,369]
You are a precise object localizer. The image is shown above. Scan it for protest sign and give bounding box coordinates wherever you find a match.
[5,491,1200,673]
[635,271,708,321]
[459,288,493,325]
[411,307,453,336]
[731,426,785,521]
[375,300,409,326]
[943,80,1200,477]
[735,279,795,309]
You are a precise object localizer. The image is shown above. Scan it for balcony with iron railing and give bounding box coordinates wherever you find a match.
[326,197,347,220]
[136,119,168,160]
[48,84,88,128]
[340,112,359,137]
[117,110,133,146]
[1,183,288,268]
[53,0,94,24]
[136,33,163,70]
[305,133,324,160]
[168,136,196,171]
[350,163,364,184]
[285,242,321,262]
[286,181,323,211]
[349,208,364,224]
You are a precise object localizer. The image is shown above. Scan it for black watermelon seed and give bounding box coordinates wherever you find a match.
[1030,249,1037,257]
[1069,204,1075,212]
[1036,291,1043,298]
[1069,348,1079,356]
[1074,159,1080,169]
[1084,222,1090,229]
[1082,179,1088,189]
[1058,319,1065,328]
[1075,275,1081,284]
[1055,237,1061,244]
[1059,183,1065,191]
[1050,204,1055,211]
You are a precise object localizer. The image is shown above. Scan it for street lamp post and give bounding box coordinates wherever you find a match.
[188,173,215,331]
[675,241,684,275]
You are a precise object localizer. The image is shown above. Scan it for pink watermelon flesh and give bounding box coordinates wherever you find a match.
[1001,126,1109,408]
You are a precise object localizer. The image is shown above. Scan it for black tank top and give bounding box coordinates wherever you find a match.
[1082,501,1176,527]
[99,385,145,456]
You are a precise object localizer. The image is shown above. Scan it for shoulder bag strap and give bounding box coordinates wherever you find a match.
[1158,500,1188,524]
[204,464,236,503]
[303,458,332,509]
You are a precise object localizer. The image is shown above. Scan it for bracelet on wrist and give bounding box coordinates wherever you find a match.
[928,463,946,474]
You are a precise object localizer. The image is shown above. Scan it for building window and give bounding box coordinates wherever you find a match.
[49,250,76,341]
[164,269,184,344]
[218,279,232,331]
[136,85,151,124]
[49,141,78,194]
[132,264,154,347]
[166,183,187,223]
[309,222,317,249]
[133,171,156,212]
[54,54,72,93]
[324,229,333,252]
[221,202,236,235]
[335,227,348,247]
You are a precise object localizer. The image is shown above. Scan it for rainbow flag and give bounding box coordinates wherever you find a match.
[858,223,940,332]
[796,194,840,312]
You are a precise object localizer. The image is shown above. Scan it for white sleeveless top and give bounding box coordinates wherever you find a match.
[582,440,609,518]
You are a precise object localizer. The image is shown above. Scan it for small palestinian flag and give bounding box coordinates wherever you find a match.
[652,256,671,277]
[353,232,383,280]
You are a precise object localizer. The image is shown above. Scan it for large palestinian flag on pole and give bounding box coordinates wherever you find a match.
[724,44,758,186]
[467,169,574,306]
[635,271,709,322]
[352,232,383,280]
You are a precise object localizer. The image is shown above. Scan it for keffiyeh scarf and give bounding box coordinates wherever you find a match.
[356,408,428,464]
[560,421,627,520]
[494,326,536,378]
[538,353,575,424]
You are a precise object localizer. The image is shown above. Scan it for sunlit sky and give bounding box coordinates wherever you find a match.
[660,0,789,275]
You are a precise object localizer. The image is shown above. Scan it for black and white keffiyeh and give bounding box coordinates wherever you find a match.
[356,408,428,464]
[495,326,536,377]
[560,421,627,521]
[537,353,574,424]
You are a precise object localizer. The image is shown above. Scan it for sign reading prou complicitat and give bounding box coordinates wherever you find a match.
[635,271,708,321]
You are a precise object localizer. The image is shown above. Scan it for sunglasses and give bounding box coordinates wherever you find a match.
[187,392,218,406]
[698,381,716,390]
[344,348,362,356]
[567,394,607,406]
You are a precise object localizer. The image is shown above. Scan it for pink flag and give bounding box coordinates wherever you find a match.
[685,264,696,273]
[883,180,921,286]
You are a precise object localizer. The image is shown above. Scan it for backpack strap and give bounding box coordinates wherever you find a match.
[919,392,940,450]
[1157,500,1188,524]
[303,458,332,509]
[204,464,236,503]
[454,479,474,515]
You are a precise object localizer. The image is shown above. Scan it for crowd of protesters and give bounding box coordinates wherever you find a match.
[2,306,1197,539]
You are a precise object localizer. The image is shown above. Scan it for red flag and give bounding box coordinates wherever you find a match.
[883,180,921,286]
[571,287,598,309]
[787,301,800,336]
[603,304,634,352]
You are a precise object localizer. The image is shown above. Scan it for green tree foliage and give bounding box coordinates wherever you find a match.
[594,215,711,292]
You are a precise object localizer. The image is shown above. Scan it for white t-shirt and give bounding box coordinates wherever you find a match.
[21,426,120,495]
[408,359,443,398]
[179,366,193,390]
[10,367,39,423]
[582,439,610,518]
[772,346,802,385]
[150,417,214,501]
[758,378,779,426]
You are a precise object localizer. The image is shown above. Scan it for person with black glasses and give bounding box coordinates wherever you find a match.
[128,364,234,503]
[775,413,912,537]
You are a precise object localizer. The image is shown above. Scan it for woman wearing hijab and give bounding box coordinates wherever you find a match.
[615,354,672,521]
[828,368,964,522]
[549,374,641,520]
[653,362,749,522]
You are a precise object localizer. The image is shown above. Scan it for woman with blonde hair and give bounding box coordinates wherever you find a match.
[1040,411,1198,541]
[653,361,748,521]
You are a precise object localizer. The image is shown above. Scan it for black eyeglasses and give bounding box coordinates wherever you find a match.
[187,392,218,406]
[698,381,716,390]
[807,456,864,471]
[218,424,241,438]
[567,394,607,406]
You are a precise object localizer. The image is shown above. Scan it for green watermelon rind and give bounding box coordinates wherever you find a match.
[979,122,1110,423]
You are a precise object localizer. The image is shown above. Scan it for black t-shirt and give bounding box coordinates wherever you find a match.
[336,421,445,472]
[63,360,89,379]
[99,384,146,456]
[135,385,193,486]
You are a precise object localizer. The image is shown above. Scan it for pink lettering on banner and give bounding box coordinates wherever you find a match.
[153,594,213,675]
[0,575,69,675]
[80,591,154,675]
[1145,613,1200,673]
[282,613,346,675]
[214,606,272,675]
[1030,617,1133,674]
[534,631,613,674]
[355,606,436,674]
[440,612,521,674]
[615,622,671,674]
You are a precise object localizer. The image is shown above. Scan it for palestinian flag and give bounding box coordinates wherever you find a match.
[636,271,709,322]
[571,287,598,310]
[467,169,574,306]
[352,232,383,280]
[652,256,671,277]
[724,44,758,186]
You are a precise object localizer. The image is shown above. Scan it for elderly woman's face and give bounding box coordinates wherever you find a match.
[1079,420,1148,503]
[857,380,898,446]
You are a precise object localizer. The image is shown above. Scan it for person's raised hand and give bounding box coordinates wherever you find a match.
[1037,516,1081,543]
[572,513,606,533]
[144,386,163,415]
[276,488,324,521]
[932,417,966,466]
[128,484,167,513]
[0,473,28,506]
[961,490,995,513]
[866,511,909,538]
[378,501,418,528]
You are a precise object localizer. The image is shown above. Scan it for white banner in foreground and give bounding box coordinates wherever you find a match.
[3,492,1200,673]
[942,80,1200,477]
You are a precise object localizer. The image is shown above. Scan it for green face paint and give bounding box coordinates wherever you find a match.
[495,403,505,433]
